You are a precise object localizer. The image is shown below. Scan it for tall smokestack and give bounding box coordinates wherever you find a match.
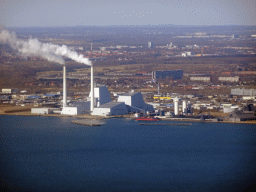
[63,65,67,108]
[90,64,94,112]
[91,43,92,51]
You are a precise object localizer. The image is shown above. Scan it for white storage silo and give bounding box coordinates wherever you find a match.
[182,100,187,115]
[174,98,179,115]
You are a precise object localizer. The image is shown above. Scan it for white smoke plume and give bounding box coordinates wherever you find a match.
[0,30,91,66]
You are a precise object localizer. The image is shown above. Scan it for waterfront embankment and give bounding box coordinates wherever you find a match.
[0,105,255,124]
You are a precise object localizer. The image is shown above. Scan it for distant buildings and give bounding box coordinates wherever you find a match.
[2,88,19,94]
[231,88,256,96]
[218,76,240,82]
[190,76,211,82]
[181,52,191,57]
[152,70,183,80]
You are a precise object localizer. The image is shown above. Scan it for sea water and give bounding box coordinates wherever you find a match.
[0,115,256,192]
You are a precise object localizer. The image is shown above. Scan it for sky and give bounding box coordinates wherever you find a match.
[0,0,256,27]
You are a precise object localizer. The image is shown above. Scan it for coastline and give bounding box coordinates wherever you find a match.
[1,111,256,124]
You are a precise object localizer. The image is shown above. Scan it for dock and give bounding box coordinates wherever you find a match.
[139,123,192,126]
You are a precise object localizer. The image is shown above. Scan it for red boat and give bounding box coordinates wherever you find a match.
[135,117,160,121]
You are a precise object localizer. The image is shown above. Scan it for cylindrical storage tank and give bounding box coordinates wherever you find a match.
[174,98,179,115]
[182,100,187,114]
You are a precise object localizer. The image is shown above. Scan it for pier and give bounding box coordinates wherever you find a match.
[139,123,192,126]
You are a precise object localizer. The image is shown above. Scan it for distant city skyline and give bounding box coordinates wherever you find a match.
[0,0,256,27]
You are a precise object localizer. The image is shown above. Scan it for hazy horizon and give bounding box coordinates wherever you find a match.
[1,0,256,28]
[5,24,256,29]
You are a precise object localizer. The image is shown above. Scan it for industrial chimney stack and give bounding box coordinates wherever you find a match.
[90,64,94,112]
[63,65,67,108]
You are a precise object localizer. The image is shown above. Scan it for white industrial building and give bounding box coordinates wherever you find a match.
[58,61,154,116]
[92,90,155,116]
[231,88,256,96]
[91,102,128,116]
[2,88,19,94]
[31,108,60,114]
[61,101,90,115]
[61,85,112,115]
[117,91,154,113]
[88,85,112,107]
[218,76,240,82]
[190,76,211,82]
[223,106,240,113]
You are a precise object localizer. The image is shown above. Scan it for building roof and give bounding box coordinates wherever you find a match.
[119,92,139,97]
[95,102,125,108]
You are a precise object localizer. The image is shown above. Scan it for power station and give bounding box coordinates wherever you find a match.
[58,64,154,116]
[31,63,193,118]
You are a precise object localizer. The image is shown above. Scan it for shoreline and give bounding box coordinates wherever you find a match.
[1,112,256,124]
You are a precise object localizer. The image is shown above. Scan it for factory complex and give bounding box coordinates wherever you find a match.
[1,66,256,122]
[28,65,154,117]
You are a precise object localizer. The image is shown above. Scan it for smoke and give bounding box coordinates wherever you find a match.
[0,30,91,66]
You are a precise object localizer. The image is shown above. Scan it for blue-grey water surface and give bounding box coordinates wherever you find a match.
[1,115,256,192]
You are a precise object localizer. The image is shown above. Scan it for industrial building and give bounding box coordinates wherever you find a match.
[152,70,183,80]
[61,101,90,115]
[31,108,60,115]
[88,85,111,107]
[91,90,154,116]
[91,102,128,116]
[231,88,256,96]
[181,52,191,57]
[62,85,112,115]
[223,106,240,113]
[2,88,19,94]
[153,96,171,100]
[190,76,211,82]
[58,62,153,116]
[117,91,154,113]
[218,76,240,82]
[227,110,256,122]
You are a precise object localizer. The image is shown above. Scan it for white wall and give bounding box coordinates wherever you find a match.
[118,92,154,113]
[92,108,110,116]
[92,102,128,116]
[61,107,77,115]
[118,95,132,106]
[89,86,111,107]
[31,108,56,114]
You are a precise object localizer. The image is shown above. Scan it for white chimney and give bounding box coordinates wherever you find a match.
[90,64,94,112]
[63,65,67,108]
